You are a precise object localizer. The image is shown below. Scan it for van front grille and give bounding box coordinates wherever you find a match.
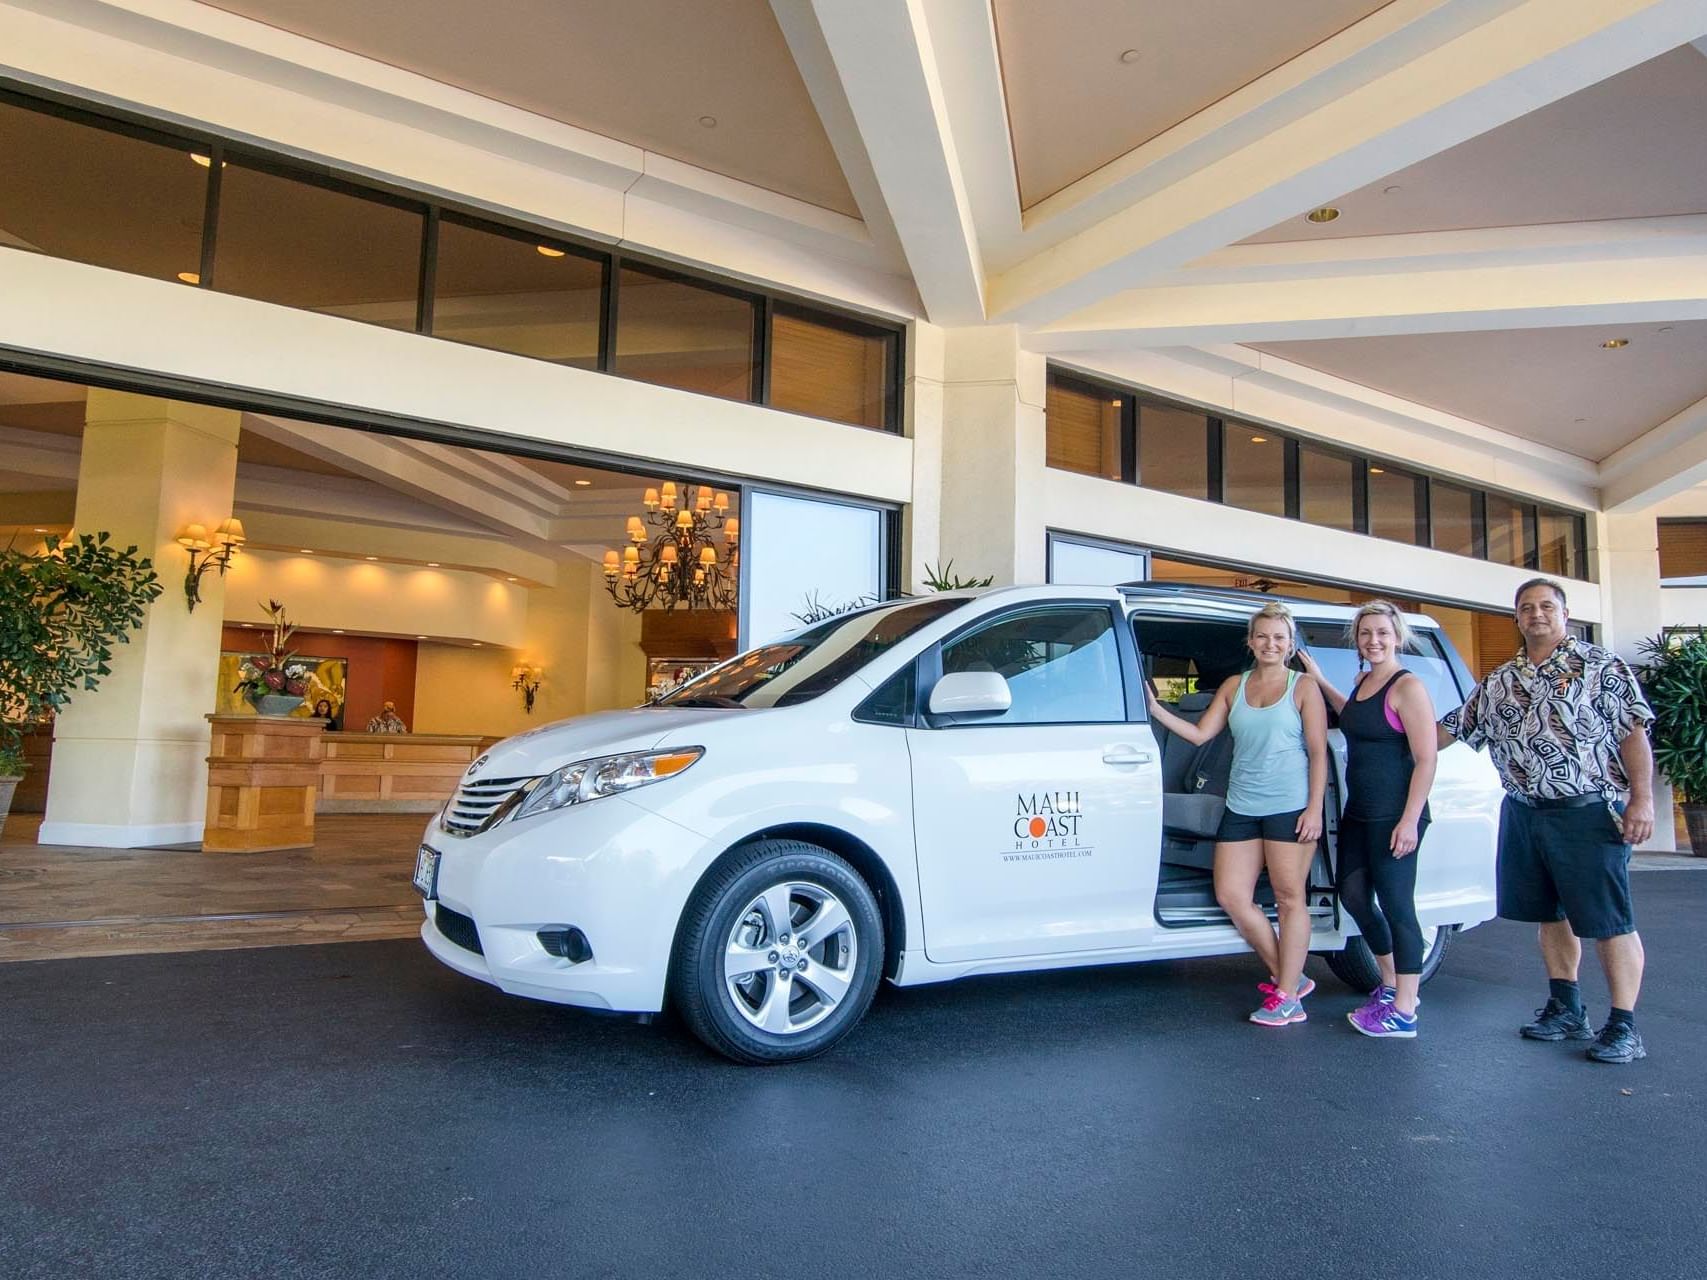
[440,776,534,837]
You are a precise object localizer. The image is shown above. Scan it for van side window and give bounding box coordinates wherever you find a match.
[854,663,916,726]
[939,606,1124,725]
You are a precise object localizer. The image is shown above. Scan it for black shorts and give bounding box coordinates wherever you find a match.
[1216,807,1306,844]
[1497,797,1635,939]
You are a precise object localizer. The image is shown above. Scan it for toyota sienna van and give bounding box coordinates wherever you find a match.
[415,584,1501,1063]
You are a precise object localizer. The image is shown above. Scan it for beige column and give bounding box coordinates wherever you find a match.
[932,325,1048,586]
[1592,511,1673,851]
[40,391,242,848]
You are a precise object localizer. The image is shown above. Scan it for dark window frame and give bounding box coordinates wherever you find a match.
[0,81,905,433]
[1044,362,1592,579]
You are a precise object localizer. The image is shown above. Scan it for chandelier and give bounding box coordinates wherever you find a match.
[603,481,739,612]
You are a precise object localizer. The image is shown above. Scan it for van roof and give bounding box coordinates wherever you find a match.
[1114,581,1441,629]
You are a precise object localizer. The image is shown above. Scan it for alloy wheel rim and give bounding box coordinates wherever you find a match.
[723,881,857,1036]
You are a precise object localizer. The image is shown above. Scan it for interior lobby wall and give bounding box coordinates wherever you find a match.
[412,559,645,737]
[219,626,417,730]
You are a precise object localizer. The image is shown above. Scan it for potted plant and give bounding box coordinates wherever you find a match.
[233,600,310,716]
[0,532,162,826]
[1638,631,1707,856]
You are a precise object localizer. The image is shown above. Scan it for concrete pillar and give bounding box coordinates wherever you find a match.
[1592,511,1674,851]
[934,325,1048,586]
[40,391,242,848]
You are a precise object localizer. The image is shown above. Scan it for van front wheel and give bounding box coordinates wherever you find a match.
[671,839,884,1065]
[1325,924,1453,993]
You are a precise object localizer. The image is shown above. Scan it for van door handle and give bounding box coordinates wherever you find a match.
[1103,748,1154,766]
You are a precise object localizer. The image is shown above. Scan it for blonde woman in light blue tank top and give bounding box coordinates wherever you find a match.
[1145,602,1329,1027]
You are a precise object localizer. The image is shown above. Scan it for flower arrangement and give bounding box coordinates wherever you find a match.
[233,600,310,709]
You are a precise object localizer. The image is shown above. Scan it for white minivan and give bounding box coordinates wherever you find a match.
[415,585,1502,1063]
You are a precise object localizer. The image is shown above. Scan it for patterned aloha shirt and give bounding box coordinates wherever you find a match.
[1441,636,1653,804]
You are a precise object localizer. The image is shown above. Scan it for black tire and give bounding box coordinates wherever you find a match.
[670,839,884,1065]
[1325,924,1453,993]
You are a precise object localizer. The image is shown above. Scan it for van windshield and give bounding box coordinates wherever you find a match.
[654,597,968,709]
[1296,621,1466,715]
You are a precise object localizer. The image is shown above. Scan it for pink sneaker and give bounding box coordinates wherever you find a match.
[1250,989,1307,1027]
[1262,975,1316,1000]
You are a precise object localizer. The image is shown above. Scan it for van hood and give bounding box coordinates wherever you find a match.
[464,707,744,782]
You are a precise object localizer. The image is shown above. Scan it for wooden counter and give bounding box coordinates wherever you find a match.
[316,732,486,813]
[204,715,324,853]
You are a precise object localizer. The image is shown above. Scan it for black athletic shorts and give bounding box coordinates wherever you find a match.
[1216,806,1307,844]
[1496,796,1635,939]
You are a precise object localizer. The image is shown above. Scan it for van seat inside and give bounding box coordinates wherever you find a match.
[1159,691,1233,860]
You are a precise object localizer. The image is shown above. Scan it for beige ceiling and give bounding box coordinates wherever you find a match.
[1245,46,1707,243]
[203,0,859,216]
[994,0,1391,209]
[1250,321,1707,459]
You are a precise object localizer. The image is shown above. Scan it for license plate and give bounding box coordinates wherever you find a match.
[412,845,441,899]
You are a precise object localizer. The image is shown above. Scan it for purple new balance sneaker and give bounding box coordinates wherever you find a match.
[1348,1001,1417,1039]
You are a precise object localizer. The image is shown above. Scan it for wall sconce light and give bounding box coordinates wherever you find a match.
[176,517,245,611]
[511,664,543,714]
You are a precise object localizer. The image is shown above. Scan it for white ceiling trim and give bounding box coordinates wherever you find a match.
[0,0,915,312]
[986,0,1707,327]
[1599,393,1707,509]
[1031,253,1707,349]
[802,0,985,324]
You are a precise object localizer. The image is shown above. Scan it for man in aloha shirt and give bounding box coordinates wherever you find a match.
[365,701,409,734]
[1439,578,1656,1064]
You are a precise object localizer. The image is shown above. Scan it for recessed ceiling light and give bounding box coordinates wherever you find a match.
[472,642,483,647]
[190,153,211,167]
[426,562,440,567]
[416,635,428,640]
[506,576,518,582]
[33,527,47,533]
[573,479,591,486]
[1118,48,1140,64]
[698,115,718,128]
[1601,338,1629,349]
[333,629,345,634]
[536,245,566,258]
[1306,207,1340,223]
[177,271,200,284]
[1249,435,1268,444]
[299,548,314,554]
[1110,399,1122,408]
[1369,466,1385,475]
[365,555,378,561]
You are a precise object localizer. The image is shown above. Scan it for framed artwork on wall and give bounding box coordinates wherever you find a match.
[216,651,349,727]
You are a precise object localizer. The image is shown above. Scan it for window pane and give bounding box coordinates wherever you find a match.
[1299,445,1355,532]
[1659,520,1707,583]
[1485,493,1530,568]
[1137,403,1209,499]
[769,307,892,430]
[614,266,756,401]
[745,491,883,645]
[1046,378,1121,478]
[215,163,420,329]
[1537,509,1581,579]
[942,607,1124,725]
[1222,425,1284,517]
[1367,466,1420,544]
[430,218,601,367]
[1430,481,1479,557]
[0,101,206,284]
[1048,536,1146,586]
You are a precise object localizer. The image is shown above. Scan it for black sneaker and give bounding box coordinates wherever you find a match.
[1586,1021,1647,1064]
[1519,997,1594,1041]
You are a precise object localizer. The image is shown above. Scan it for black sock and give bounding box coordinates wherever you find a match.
[1549,978,1583,1014]
[1608,1006,1636,1029]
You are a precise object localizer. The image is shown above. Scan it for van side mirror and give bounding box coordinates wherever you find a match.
[928,671,1011,716]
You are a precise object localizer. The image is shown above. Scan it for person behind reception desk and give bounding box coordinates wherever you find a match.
[365,700,409,734]
[312,698,342,731]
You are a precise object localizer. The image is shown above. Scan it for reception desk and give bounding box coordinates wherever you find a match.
[316,732,488,813]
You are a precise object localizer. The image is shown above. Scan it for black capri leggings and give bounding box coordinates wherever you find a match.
[1337,817,1429,975]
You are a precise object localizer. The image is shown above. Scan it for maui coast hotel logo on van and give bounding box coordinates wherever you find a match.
[1006,791,1093,863]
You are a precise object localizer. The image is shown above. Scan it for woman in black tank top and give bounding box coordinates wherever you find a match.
[1300,601,1438,1038]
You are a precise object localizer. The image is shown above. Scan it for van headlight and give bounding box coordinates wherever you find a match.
[511,747,704,822]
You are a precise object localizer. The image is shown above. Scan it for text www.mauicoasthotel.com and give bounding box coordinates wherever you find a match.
[1002,848,1094,862]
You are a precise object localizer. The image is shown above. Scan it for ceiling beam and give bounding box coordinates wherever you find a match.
[1600,394,1707,510]
[1030,253,1707,349]
[989,0,1707,327]
[796,0,985,324]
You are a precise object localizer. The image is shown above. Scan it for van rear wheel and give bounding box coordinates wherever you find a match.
[671,839,884,1065]
[1326,924,1452,993]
